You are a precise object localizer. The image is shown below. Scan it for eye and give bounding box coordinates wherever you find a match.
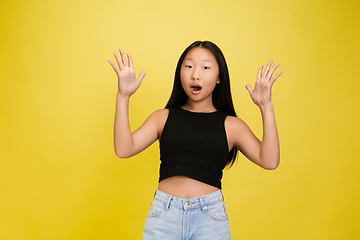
[204,66,210,69]
[185,65,192,68]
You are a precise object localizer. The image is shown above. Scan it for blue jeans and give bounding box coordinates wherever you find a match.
[143,189,231,240]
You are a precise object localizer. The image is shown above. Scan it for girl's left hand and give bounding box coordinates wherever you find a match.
[245,60,284,108]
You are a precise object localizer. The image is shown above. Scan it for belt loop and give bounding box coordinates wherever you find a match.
[199,198,207,212]
[164,195,172,211]
[220,189,224,201]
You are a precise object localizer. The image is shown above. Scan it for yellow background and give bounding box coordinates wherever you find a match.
[1,0,359,239]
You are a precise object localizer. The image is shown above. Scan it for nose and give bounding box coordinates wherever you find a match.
[192,67,200,80]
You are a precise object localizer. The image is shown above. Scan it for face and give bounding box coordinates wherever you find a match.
[180,47,220,104]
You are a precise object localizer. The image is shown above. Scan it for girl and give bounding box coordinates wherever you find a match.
[108,41,283,240]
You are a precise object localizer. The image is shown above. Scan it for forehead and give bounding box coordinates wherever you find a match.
[184,47,217,63]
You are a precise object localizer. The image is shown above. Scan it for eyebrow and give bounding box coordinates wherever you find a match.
[184,58,212,62]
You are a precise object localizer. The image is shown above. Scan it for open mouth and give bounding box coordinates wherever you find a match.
[191,85,202,94]
[191,86,202,91]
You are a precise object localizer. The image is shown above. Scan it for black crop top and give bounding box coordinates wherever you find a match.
[159,107,230,189]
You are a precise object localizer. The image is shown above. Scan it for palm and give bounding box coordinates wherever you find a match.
[246,60,283,108]
[117,65,140,96]
[108,49,146,97]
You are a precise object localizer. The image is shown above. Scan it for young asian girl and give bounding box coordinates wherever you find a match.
[108,41,284,240]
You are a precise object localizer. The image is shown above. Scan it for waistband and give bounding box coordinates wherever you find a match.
[153,189,224,211]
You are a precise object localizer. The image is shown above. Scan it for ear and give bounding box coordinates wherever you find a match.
[216,78,220,84]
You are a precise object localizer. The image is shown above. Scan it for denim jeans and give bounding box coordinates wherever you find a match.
[142,189,231,240]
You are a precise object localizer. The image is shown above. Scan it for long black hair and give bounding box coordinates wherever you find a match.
[165,41,238,167]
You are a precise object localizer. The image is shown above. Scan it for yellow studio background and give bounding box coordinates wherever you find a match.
[0,0,359,239]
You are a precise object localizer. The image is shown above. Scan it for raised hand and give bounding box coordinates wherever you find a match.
[108,49,146,97]
[245,60,283,108]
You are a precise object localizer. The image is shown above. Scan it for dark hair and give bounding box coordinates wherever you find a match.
[165,41,238,167]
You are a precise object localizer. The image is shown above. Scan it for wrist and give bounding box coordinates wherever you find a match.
[258,101,274,112]
[117,91,131,101]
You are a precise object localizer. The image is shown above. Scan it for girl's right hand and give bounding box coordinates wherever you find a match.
[108,49,146,97]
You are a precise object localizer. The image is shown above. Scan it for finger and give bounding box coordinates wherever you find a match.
[128,53,133,69]
[245,84,253,94]
[263,60,273,78]
[257,65,264,79]
[138,71,146,82]
[256,65,264,86]
[119,48,128,67]
[269,71,284,85]
[267,63,280,80]
[114,52,125,71]
[108,60,121,76]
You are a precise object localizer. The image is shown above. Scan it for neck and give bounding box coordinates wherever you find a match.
[182,99,216,113]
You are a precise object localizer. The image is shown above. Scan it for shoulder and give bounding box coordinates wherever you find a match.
[148,109,169,122]
[150,108,169,119]
[225,115,249,130]
[135,109,169,138]
[224,116,252,140]
[146,109,169,128]
[224,115,259,150]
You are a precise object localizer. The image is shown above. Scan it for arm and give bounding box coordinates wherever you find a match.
[258,102,279,169]
[108,49,161,158]
[227,60,283,169]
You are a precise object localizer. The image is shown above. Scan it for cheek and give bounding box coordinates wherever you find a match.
[180,75,187,91]
[180,71,190,85]
[205,71,219,84]
[180,69,189,79]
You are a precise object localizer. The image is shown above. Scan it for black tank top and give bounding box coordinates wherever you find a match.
[159,107,229,189]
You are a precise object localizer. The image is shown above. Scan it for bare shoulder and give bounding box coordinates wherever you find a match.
[149,109,169,138]
[144,109,169,134]
[224,116,254,149]
[133,109,169,139]
[225,115,249,131]
[224,116,259,152]
[149,108,169,121]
